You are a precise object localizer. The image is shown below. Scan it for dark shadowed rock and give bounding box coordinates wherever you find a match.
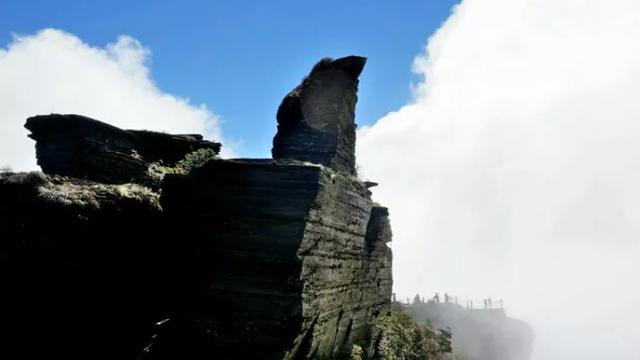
[127,130,220,164]
[1,172,164,360]
[272,56,366,176]
[25,114,220,184]
[159,159,392,359]
[5,55,392,360]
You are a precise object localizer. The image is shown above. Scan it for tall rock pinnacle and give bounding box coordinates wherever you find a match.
[272,56,366,175]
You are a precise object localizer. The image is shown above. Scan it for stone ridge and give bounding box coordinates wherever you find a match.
[272,56,366,176]
[25,113,221,184]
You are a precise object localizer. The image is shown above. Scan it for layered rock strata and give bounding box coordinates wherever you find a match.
[160,158,392,359]
[272,56,365,176]
[25,114,220,184]
[4,55,392,360]
[156,56,392,359]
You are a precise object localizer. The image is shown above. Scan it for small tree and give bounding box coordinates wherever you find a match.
[350,344,363,360]
[413,294,422,305]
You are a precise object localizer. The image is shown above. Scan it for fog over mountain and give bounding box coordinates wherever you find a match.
[357,0,640,359]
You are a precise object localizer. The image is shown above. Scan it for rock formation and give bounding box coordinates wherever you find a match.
[25,114,220,184]
[3,56,392,360]
[272,56,365,176]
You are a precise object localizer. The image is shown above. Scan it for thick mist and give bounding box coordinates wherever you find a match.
[357,0,640,359]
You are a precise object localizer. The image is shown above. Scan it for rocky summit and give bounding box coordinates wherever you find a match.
[3,56,393,360]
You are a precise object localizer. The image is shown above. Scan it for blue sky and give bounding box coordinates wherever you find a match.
[0,0,458,157]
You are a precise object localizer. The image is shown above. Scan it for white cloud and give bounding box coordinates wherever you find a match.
[0,29,227,170]
[357,0,640,359]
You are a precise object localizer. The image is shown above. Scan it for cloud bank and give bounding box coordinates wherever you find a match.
[357,0,640,359]
[0,29,226,170]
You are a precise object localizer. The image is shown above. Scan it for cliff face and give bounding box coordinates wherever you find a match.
[4,56,392,360]
[161,160,391,359]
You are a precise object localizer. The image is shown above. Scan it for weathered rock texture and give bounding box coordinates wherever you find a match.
[272,56,365,176]
[4,55,392,360]
[160,159,392,359]
[25,114,220,184]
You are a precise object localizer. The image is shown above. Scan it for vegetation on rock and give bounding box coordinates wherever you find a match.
[0,171,160,210]
[404,300,533,360]
[371,304,454,360]
[148,148,218,178]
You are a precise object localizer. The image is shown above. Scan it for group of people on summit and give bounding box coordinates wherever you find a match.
[399,292,504,310]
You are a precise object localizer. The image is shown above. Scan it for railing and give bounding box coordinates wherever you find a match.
[394,293,505,310]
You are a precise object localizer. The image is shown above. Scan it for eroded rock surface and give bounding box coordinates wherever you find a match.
[272,56,365,176]
[160,158,392,359]
[5,55,392,360]
[25,114,221,184]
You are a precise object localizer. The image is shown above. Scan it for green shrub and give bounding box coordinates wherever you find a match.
[350,344,364,360]
[177,148,218,172]
[373,305,453,360]
[148,148,218,178]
